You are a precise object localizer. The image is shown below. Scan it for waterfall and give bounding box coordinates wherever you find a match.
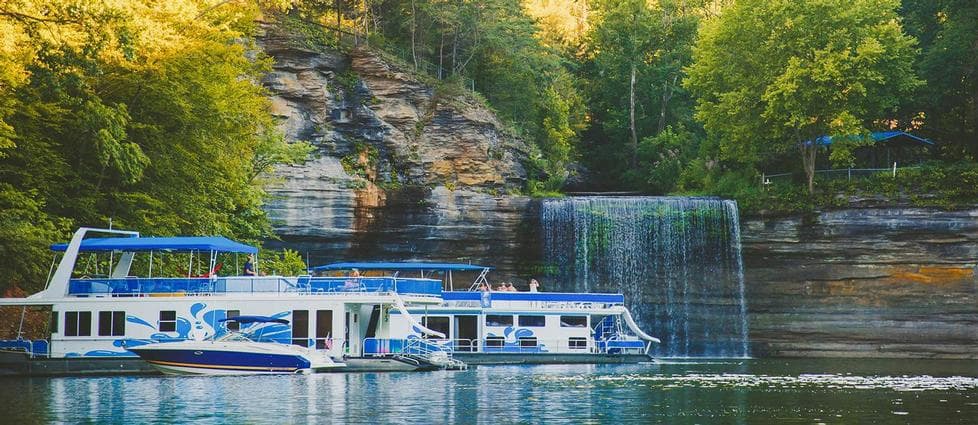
[541,197,749,358]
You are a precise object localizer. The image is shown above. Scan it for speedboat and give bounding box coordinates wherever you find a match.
[128,316,344,375]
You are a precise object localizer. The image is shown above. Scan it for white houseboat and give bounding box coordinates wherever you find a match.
[0,228,461,375]
[313,263,660,365]
[0,228,658,376]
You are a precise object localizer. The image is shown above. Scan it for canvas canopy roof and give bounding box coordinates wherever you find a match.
[50,236,258,254]
[814,131,934,146]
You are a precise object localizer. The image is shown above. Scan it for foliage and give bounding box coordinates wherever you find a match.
[261,249,308,276]
[579,0,700,192]
[0,1,308,293]
[685,0,921,193]
[900,0,978,158]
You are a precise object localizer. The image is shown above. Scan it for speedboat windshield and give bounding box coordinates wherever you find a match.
[215,331,255,342]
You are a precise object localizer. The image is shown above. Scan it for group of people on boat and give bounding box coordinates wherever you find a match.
[479,278,540,292]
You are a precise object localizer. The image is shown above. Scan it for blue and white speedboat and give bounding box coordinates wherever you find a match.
[128,316,344,375]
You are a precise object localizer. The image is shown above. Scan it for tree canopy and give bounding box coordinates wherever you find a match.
[0,0,308,292]
[685,0,920,193]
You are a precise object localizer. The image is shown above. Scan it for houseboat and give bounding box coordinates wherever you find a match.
[0,228,658,376]
[312,263,660,365]
[0,228,461,375]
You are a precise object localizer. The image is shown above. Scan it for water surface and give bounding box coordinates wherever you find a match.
[1,359,975,424]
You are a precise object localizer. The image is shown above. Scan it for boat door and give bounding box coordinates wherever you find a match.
[454,315,478,352]
[345,306,360,356]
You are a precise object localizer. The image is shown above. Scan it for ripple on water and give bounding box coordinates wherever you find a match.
[544,373,978,392]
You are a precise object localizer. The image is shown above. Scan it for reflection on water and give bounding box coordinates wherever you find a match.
[1,359,976,424]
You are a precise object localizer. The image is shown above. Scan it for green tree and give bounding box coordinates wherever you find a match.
[686,0,921,194]
[900,0,978,157]
[580,0,699,191]
[0,1,307,293]
[261,249,308,276]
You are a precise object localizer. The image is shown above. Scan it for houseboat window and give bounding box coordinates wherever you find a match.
[226,310,240,331]
[569,337,588,349]
[98,311,126,336]
[518,337,538,347]
[421,316,450,338]
[159,311,177,332]
[485,336,504,347]
[292,310,309,346]
[560,316,588,328]
[65,311,91,337]
[50,311,59,334]
[315,310,333,349]
[485,315,513,327]
[518,315,546,327]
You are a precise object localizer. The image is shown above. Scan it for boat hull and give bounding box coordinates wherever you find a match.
[128,341,330,375]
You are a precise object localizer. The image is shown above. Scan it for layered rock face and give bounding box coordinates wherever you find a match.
[742,208,978,359]
[257,24,538,276]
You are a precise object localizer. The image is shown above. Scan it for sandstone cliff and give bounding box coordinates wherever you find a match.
[257,22,537,269]
[742,208,978,359]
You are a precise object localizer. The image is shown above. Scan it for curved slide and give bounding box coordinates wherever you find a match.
[622,308,661,343]
[391,292,447,339]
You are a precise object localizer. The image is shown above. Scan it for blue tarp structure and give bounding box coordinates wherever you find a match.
[814,131,934,146]
[50,236,258,253]
[311,262,490,272]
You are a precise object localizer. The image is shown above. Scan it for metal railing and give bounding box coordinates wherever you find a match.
[762,163,917,186]
[362,337,646,355]
[65,276,443,297]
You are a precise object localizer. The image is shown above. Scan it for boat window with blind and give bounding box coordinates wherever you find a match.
[560,316,588,328]
[518,315,546,327]
[226,310,240,331]
[485,315,513,327]
[292,310,309,346]
[50,311,59,334]
[569,337,588,349]
[158,311,176,332]
[518,337,538,347]
[485,336,504,347]
[98,311,125,336]
[65,311,91,337]
[421,316,450,338]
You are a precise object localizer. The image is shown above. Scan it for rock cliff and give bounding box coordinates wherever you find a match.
[257,22,537,273]
[742,208,978,359]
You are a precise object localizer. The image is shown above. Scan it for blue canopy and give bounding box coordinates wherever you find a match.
[814,131,934,146]
[311,262,490,272]
[50,236,258,254]
[218,315,289,324]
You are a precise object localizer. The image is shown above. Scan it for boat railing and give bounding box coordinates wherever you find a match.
[0,339,49,358]
[362,337,454,356]
[65,276,443,297]
[434,337,647,355]
[441,291,626,309]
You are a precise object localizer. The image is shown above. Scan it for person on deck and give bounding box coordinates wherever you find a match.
[529,279,540,292]
[243,254,256,276]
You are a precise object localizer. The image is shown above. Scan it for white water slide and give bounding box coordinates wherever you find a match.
[622,308,661,343]
[391,292,446,339]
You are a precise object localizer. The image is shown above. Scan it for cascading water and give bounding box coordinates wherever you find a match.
[541,197,749,358]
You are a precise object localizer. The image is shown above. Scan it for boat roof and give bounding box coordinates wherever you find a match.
[50,236,258,254]
[311,262,490,272]
[218,315,289,324]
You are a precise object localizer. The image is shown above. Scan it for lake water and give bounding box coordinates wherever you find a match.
[1,359,976,424]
